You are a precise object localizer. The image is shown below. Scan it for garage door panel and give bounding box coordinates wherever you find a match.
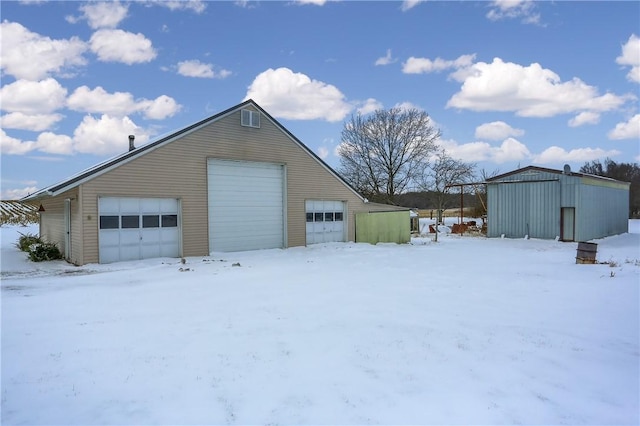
[99,197,120,213]
[100,230,120,246]
[207,159,284,253]
[141,199,161,213]
[141,245,161,259]
[121,199,141,212]
[159,199,178,213]
[141,229,161,243]
[100,247,119,264]
[120,230,140,245]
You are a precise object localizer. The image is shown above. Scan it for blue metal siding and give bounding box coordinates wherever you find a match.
[488,180,560,239]
[560,177,578,207]
[575,181,629,241]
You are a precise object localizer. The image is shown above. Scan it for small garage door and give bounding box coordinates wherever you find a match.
[98,197,180,264]
[208,159,285,253]
[306,200,346,244]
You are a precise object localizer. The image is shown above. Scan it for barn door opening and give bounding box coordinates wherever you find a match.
[561,207,575,242]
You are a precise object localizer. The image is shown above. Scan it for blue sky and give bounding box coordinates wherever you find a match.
[1,0,639,199]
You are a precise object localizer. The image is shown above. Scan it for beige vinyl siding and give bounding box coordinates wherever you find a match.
[73,108,368,263]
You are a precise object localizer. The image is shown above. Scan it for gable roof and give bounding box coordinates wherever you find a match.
[486,165,630,186]
[22,100,364,202]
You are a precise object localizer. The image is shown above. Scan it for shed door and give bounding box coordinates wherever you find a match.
[305,200,346,244]
[98,197,181,264]
[561,207,575,242]
[207,159,285,253]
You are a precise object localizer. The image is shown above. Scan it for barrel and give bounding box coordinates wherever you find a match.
[576,242,597,264]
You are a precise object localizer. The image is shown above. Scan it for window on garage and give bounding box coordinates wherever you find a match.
[142,215,159,228]
[162,214,178,227]
[100,215,119,229]
[122,215,139,229]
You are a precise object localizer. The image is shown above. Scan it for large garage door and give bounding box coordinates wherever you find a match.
[208,159,285,253]
[306,200,346,244]
[98,197,180,264]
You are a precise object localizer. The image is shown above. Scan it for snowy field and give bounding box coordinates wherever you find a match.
[1,221,639,425]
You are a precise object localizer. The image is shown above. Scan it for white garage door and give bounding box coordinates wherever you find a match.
[208,159,285,253]
[306,200,346,244]
[98,197,180,264]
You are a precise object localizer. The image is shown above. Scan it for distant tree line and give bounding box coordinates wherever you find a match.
[580,159,640,218]
[394,191,480,210]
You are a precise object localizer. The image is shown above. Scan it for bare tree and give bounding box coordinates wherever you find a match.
[470,168,501,217]
[419,148,475,224]
[338,107,440,204]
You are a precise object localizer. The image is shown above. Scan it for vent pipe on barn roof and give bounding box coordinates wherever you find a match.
[563,164,571,174]
[128,135,135,152]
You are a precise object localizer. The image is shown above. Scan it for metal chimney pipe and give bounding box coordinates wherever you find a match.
[128,135,135,151]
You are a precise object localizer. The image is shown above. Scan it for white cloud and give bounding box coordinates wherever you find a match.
[533,146,621,164]
[234,1,256,9]
[568,111,600,127]
[0,78,68,114]
[0,112,64,131]
[0,186,39,200]
[491,137,532,163]
[294,0,328,5]
[375,49,396,66]
[446,58,631,117]
[486,0,540,25]
[79,1,129,29]
[438,137,531,164]
[34,132,74,155]
[244,67,352,122]
[67,86,181,120]
[177,60,231,79]
[608,114,640,140]
[73,114,148,155]
[0,21,87,80]
[401,0,424,11]
[317,146,329,159]
[475,121,524,140]
[145,0,207,13]
[67,86,137,116]
[138,95,181,120]
[394,101,422,112]
[616,34,640,83]
[357,98,383,115]
[403,54,476,74]
[90,29,157,64]
[0,129,36,155]
[1,112,158,157]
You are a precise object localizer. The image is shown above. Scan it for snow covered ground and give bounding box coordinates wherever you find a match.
[1,221,639,425]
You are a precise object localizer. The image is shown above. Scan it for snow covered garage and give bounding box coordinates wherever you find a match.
[22,100,401,265]
[486,165,630,241]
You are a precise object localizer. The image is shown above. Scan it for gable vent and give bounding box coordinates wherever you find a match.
[241,109,260,128]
